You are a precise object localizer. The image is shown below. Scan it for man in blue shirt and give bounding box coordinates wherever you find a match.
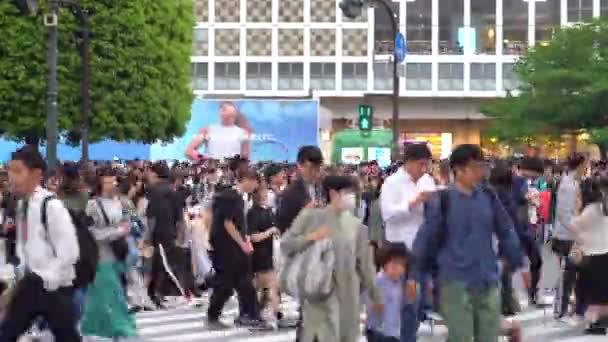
[413,144,523,342]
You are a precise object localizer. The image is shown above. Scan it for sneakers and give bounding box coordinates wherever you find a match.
[205,319,231,330]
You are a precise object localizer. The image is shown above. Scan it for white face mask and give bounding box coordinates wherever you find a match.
[340,193,356,212]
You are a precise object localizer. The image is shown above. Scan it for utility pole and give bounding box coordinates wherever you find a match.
[340,0,400,160]
[79,9,91,164]
[45,1,59,171]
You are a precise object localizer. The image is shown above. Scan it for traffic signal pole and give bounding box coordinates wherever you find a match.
[372,0,400,161]
[341,0,400,160]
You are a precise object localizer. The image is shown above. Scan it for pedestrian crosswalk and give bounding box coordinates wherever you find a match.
[136,296,299,342]
[135,300,604,342]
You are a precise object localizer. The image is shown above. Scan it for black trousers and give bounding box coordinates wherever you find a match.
[523,238,543,300]
[0,273,80,342]
[207,253,257,321]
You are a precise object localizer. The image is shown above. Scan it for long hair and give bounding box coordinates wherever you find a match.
[581,176,608,216]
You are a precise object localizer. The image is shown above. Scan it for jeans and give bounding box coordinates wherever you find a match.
[73,287,88,321]
[440,282,501,342]
[400,280,420,342]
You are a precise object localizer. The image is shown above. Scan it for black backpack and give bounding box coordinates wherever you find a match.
[41,196,99,288]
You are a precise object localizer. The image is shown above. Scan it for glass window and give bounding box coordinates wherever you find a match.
[438,63,464,91]
[192,63,208,90]
[342,63,368,91]
[279,0,304,22]
[503,0,528,55]
[373,62,393,91]
[470,63,496,91]
[214,63,240,90]
[194,0,208,23]
[471,0,496,55]
[215,0,240,23]
[405,63,432,91]
[406,0,432,54]
[310,63,336,91]
[374,2,399,55]
[568,0,593,22]
[536,0,561,46]
[193,28,208,56]
[278,63,304,90]
[502,63,522,91]
[311,0,336,22]
[246,63,271,90]
[439,0,464,54]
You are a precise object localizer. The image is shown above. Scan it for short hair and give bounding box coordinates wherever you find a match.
[238,168,260,182]
[11,145,46,172]
[322,175,354,203]
[297,145,323,165]
[489,160,513,188]
[94,166,117,196]
[378,242,409,268]
[520,156,544,174]
[449,144,484,170]
[403,143,432,162]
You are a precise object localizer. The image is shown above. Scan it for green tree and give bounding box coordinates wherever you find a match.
[0,0,193,145]
[482,19,608,147]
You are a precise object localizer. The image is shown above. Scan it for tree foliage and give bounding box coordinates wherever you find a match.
[482,18,608,141]
[0,0,194,144]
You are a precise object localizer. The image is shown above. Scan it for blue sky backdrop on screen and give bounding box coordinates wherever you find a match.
[0,99,319,162]
[150,99,319,162]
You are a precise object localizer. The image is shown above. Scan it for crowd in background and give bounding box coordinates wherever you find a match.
[0,143,606,341]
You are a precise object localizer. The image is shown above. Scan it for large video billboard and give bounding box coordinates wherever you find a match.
[151,99,319,162]
[0,99,319,162]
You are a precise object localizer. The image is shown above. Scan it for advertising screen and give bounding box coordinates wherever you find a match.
[0,99,319,162]
[341,147,364,165]
[367,147,391,168]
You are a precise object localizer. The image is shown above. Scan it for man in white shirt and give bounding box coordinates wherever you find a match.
[186,101,252,161]
[0,146,80,342]
[380,143,435,342]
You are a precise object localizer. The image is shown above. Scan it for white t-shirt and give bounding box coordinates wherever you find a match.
[205,125,249,160]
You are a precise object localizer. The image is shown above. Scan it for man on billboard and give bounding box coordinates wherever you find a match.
[186,101,252,161]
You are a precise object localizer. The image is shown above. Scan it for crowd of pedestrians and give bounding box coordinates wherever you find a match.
[0,142,606,342]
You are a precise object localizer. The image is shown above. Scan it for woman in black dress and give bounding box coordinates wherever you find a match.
[247,184,281,321]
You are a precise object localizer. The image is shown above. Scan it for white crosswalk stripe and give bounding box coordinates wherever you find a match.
[136,296,299,342]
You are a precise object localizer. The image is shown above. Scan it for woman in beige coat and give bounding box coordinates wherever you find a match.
[281,175,382,342]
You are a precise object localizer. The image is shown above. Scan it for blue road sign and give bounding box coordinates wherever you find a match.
[395,32,407,63]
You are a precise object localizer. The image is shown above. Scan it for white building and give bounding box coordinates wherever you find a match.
[191,0,603,158]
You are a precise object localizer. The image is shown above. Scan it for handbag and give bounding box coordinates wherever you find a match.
[96,198,129,261]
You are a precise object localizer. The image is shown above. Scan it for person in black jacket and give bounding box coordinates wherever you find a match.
[276,146,323,234]
[490,161,522,316]
[145,162,184,306]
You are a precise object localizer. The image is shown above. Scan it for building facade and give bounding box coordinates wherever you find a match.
[191,0,604,159]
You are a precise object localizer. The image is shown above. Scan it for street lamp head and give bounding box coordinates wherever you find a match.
[14,0,40,16]
[339,0,367,19]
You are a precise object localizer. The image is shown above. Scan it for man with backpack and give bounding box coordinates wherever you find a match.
[413,144,523,342]
[0,146,81,342]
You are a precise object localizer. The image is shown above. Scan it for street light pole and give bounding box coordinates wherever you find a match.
[373,0,400,160]
[79,9,90,164]
[340,0,400,159]
[45,1,59,171]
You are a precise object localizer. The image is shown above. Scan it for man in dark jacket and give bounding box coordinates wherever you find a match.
[145,162,183,306]
[276,146,323,233]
